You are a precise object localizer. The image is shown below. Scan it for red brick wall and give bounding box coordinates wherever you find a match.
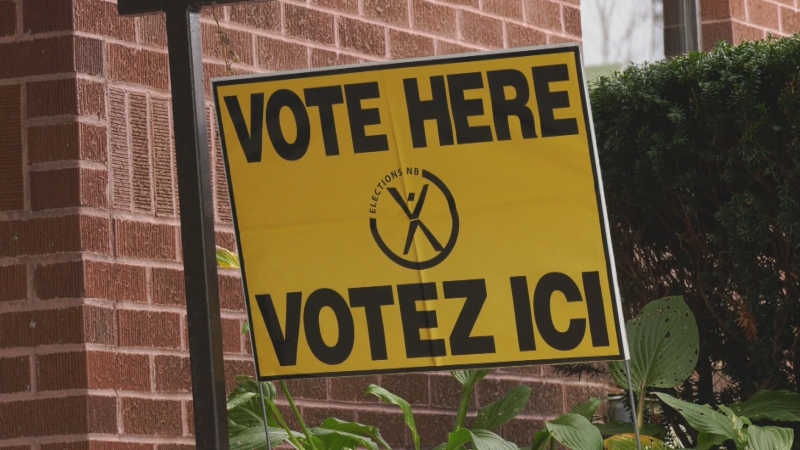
[0,1,614,449]
[700,0,800,50]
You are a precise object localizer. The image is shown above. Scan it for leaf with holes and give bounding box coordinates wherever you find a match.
[608,296,698,393]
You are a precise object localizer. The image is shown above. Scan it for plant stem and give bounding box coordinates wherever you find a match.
[280,381,318,450]
[637,382,646,430]
[454,379,475,430]
[266,399,303,449]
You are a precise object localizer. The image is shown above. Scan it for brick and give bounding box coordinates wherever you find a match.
[222,317,241,354]
[412,0,457,37]
[284,3,335,45]
[129,92,152,213]
[381,373,430,406]
[281,378,328,400]
[730,0,746,19]
[139,14,167,47]
[732,22,766,43]
[85,260,147,302]
[781,7,800,33]
[563,5,581,36]
[34,260,83,300]
[364,0,409,25]
[311,0,357,12]
[436,40,478,55]
[83,305,115,345]
[93,352,151,391]
[30,168,107,210]
[339,16,386,56]
[114,220,177,261]
[223,358,253,392]
[74,36,105,76]
[215,231,237,252]
[26,78,77,118]
[219,274,243,311]
[526,0,561,31]
[151,97,176,217]
[0,84,22,211]
[28,123,106,164]
[256,36,308,71]
[459,10,503,47]
[329,375,379,402]
[0,36,74,79]
[229,1,280,31]
[565,383,607,418]
[484,0,523,19]
[430,373,463,408]
[302,406,356,428]
[702,21,734,51]
[506,22,547,48]
[416,411,453,446]
[0,395,115,439]
[118,309,181,349]
[37,351,87,390]
[154,355,191,392]
[151,268,185,306]
[389,29,434,59]
[502,417,546,447]
[0,215,84,257]
[201,22,253,66]
[78,79,106,119]
[355,410,407,447]
[42,443,154,450]
[0,264,26,301]
[747,0,779,29]
[74,0,136,40]
[121,397,182,436]
[156,446,191,450]
[445,0,478,7]
[213,129,231,225]
[109,88,131,210]
[0,356,30,393]
[23,0,73,33]
[700,0,732,21]
[80,215,112,255]
[0,0,16,36]
[310,48,361,68]
[108,44,170,90]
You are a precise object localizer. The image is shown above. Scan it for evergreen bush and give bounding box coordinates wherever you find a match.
[590,35,800,407]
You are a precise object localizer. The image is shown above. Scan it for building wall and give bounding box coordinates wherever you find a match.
[699,0,800,50]
[0,0,610,448]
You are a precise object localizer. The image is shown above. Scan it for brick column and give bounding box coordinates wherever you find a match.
[0,1,615,449]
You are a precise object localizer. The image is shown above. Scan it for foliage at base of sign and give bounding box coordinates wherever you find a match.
[218,249,799,450]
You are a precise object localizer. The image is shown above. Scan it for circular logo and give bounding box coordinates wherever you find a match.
[369,168,459,270]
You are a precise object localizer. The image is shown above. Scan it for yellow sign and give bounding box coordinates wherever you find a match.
[213,44,628,380]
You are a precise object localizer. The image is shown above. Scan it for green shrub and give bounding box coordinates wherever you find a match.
[590,35,800,407]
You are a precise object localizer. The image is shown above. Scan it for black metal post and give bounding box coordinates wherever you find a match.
[163,5,230,449]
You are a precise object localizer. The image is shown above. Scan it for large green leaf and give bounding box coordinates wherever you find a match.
[594,421,663,437]
[603,434,667,450]
[696,432,728,450]
[747,425,794,450]
[609,297,699,392]
[570,397,602,420]
[367,384,420,450]
[445,428,518,450]
[229,426,301,450]
[319,417,392,449]
[452,369,491,386]
[530,429,552,450]
[730,390,800,422]
[473,386,531,431]
[654,392,736,440]
[310,427,379,450]
[545,414,603,450]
